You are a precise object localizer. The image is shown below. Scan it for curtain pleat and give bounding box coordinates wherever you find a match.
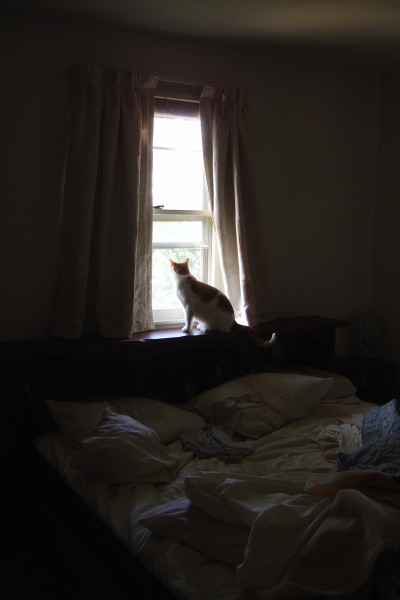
[200,86,265,327]
[52,66,157,339]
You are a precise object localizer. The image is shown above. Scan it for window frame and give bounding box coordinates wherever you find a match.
[152,209,215,326]
[152,87,220,327]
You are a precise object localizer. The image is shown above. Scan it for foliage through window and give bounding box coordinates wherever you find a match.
[152,105,216,326]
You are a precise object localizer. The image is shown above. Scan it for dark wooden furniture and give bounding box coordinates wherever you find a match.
[254,315,345,371]
[334,355,398,404]
[0,315,346,404]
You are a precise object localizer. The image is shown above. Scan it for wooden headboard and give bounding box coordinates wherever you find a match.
[0,315,345,436]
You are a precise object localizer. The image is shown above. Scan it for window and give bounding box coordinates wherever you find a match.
[152,94,218,326]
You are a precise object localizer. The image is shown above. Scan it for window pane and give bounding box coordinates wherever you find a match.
[153,149,204,210]
[152,248,202,309]
[153,116,205,211]
[154,117,202,151]
[153,220,204,244]
[152,113,214,324]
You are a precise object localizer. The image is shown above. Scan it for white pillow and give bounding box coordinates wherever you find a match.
[46,396,205,446]
[111,397,205,443]
[46,399,107,446]
[274,367,356,400]
[71,408,177,484]
[185,373,332,439]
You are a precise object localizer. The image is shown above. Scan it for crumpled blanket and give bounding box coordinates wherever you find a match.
[184,470,400,599]
[317,422,362,462]
[337,399,400,480]
[337,440,400,480]
[362,399,400,445]
[180,426,254,463]
[180,395,256,463]
[211,394,260,436]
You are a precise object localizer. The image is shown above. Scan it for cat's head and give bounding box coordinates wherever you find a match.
[169,257,190,276]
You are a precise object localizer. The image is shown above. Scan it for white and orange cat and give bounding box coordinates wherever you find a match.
[169,258,276,348]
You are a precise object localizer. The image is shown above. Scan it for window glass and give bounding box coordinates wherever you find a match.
[153,117,204,211]
[153,220,204,244]
[152,111,216,325]
[153,117,202,151]
[152,248,202,310]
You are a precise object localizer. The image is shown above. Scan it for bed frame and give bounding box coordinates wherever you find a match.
[0,316,346,599]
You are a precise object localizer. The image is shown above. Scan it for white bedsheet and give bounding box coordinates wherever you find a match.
[184,470,400,599]
[35,395,385,600]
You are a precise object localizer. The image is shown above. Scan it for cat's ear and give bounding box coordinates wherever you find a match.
[169,258,174,266]
[185,258,189,265]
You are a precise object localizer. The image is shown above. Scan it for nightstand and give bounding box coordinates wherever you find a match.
[334,356,398,404]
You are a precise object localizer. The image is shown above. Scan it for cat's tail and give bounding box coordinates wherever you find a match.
[251,331,277,348]
[233,323,277,348]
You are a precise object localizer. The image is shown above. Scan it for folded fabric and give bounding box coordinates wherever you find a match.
[211,394,260,435]
[318,422,362,462]
[139,497,250,567]
[237,487,400,597]
[185,372,332,439]
[180,425,254,463]
[184,470,400,598]
[337,399,400,480]
[362,399,400,445]
[72,408,177,484]
[337,441,400,480]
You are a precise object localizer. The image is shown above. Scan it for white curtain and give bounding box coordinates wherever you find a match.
[52,66,157,339]
[200,86,260,326]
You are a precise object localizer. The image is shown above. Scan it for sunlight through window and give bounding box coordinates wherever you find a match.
[152,114,216,325]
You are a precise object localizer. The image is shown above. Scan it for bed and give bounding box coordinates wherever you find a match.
[30,363,400,600]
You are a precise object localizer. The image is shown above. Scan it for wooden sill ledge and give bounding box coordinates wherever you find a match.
[0,315,346,360]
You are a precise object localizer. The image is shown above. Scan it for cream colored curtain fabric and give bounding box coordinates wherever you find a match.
[52,66,157,339]
[200,86,258,326]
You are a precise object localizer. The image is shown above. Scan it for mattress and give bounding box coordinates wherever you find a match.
[34,372,400,600]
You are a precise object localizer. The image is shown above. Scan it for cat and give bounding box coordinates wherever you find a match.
[169,258,276,348]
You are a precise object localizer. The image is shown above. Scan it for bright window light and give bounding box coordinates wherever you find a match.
[153,116,204,211]
[152,114,216,325]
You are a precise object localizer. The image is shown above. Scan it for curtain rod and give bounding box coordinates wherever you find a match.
[155,95,200,104]
[156,76,240,90]
[155,79,203,103]
[154,76,245,104]
[158,76,209,88]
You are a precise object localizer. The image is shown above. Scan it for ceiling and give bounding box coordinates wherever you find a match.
[8,0,400,60]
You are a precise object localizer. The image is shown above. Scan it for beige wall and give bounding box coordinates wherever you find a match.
[0,13,384,365]
[373,76,400,395]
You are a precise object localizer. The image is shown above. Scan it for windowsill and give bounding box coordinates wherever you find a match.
[153,320,185,330]
[132,327,203,342]
[0,327,231,359]
[131,326,244,345]
[0,316,347,359]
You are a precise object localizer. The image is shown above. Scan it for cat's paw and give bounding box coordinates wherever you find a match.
[181,326,191,333]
